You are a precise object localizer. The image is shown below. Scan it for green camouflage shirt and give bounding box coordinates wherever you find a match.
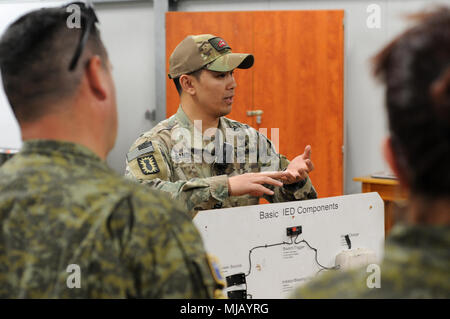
[0,140,222,298]
[292,224,450,298]
[125,106,317,218]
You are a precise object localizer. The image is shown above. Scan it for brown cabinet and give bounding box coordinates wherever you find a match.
[353,176,408,235]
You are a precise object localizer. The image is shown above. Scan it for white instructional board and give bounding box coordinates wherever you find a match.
[194,192,385,299]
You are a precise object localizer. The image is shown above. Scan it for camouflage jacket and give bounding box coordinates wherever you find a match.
[125,106,317,217]
[0,140,223,298]
[292,224,450,298]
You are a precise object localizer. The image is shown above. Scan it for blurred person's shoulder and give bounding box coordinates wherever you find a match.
[381,224,450,298]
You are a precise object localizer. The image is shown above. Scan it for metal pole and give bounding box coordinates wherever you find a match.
[154,0,169,122]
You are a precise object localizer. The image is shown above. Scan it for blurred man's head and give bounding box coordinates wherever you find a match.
[169,34,254,118]
[374,7,450,201]
[0,3,117,158]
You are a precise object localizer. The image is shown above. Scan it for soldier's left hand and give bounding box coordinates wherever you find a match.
[283,145,314,184]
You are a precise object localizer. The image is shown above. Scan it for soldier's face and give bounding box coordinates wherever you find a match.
[192,69,237,118]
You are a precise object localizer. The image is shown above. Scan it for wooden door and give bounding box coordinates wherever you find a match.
[166,10,344,198]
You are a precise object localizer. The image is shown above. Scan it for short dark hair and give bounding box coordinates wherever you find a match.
[373,7,450,198]
[0,6,107,123]
[173,67,204,96]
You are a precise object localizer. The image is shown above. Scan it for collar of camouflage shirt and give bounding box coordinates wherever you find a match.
[21,139,105,164]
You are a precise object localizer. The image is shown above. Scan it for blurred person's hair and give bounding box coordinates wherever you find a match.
[0,6,107,123]
[373,6,450,199]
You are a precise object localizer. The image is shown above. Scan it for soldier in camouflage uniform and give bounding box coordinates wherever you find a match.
[125,34,317,217]
[0,4,222,298]
[293,8,450,298]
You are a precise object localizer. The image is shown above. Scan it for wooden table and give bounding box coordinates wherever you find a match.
[353,175,408,235]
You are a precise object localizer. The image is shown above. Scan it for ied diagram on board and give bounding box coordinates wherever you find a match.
[225,225,343,299]
[194,193,384,299]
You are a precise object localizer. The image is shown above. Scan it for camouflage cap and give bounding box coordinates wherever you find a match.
[168,34,254,79]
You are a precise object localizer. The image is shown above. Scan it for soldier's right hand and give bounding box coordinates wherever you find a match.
[227,171,286,197]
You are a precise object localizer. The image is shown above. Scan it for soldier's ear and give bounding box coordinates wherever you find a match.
[179,74,196,96]
[85,56,108,101]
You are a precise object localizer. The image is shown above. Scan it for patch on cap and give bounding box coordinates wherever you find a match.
[208,37,231,52]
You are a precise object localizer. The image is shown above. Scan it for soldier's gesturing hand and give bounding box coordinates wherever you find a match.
[228,171,287,197]
[284,145,315,184]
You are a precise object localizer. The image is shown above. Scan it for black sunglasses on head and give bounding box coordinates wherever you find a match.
[65,1,99,71]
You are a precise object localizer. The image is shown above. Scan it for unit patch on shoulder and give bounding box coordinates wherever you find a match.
[127,141,168,181]
[138,155,160,175]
